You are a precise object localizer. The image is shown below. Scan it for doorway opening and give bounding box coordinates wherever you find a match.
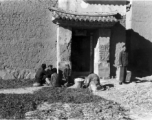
[71,29,93,77]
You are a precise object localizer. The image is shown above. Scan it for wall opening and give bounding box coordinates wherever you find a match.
[71,29,94,77]
[71,29,90,72]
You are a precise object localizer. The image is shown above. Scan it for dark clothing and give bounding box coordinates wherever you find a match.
[35,67,46,85]
[46,69,53,78]
[63,67,71,83]
[119,51,128,67]
[50,73,60,87]
[119,50,128,83]
[120,66,127,83]
[85,73,101,88]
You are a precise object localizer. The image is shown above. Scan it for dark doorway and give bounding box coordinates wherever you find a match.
[71,29,92,77]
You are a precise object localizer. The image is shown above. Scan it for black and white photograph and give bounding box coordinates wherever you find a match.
[0,0,151,119]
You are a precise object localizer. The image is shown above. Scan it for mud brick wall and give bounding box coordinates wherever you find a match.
[58,26,72,70]
[0,0,58,79]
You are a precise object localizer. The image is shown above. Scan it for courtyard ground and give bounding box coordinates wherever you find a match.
[96,79,152,120]
[0,78,152,119]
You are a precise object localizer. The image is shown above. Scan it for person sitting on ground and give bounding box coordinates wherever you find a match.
[63,64,71,87]
[83,73,103,92]
[33,63,46,87]
[45,65,53,85]
[49,68,60,87]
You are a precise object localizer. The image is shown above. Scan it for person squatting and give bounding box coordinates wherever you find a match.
[33,63,103,92]
[33,64,60,87]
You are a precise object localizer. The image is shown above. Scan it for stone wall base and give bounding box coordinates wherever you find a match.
[0,68,36,80]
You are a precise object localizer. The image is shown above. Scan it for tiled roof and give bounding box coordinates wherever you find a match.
[49,7,118,23]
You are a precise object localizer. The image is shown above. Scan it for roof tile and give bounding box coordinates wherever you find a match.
[50,7,118,23]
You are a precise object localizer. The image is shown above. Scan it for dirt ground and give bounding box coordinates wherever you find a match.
[95,79,152,120]
[0,79,152,120]
[0,86,43,94]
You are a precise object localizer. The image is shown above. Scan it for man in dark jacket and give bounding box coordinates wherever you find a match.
[118,45,128,84]
[34,64,46,86]
[46,65,53,78]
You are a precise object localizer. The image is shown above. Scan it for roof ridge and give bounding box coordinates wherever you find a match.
[49,7,118,17]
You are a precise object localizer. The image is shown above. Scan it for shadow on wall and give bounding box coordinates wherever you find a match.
[110,22,126,78]
[126,29,152,79]
[110,22,152,81]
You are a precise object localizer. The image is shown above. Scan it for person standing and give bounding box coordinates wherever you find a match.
[118,45,128,85]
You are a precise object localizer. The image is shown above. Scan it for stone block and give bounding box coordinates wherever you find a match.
[18,69,26,79]
[3,72,15,80]
[0,68,36,80]
[11,69,19,79]
[29,72,36,80]
[98,62,110,78]
[0,70,6,80]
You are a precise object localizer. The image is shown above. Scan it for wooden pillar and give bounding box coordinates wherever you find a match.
[90,33,93,73]
[56,24,60,74]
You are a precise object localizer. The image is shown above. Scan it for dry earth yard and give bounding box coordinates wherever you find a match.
[0,79,152,119]
[96,79,152,120]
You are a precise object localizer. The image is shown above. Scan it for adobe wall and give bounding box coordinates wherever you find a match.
[58,0,126,15]
[76,0,126,15]
[58,26,72,70]
[0,0,58,79]
[128,1,152,75]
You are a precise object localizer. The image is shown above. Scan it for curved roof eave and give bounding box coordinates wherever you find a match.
[49,7,120,23]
